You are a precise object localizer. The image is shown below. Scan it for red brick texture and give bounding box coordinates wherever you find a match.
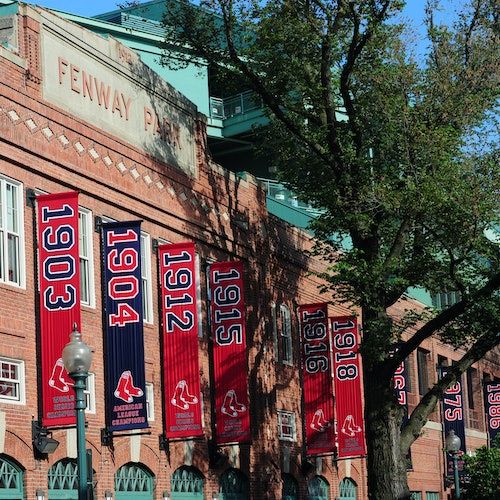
[0,8,498,500]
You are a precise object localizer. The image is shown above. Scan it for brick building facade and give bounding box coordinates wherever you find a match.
[0,4,498,499]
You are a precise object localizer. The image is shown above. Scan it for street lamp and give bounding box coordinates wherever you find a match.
[62,324,93,500]
[445,430,462,499]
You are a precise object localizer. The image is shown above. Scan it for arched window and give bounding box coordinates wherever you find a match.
[219,468,249,499]
[282,473,298,500]
[115,463,154,499]
[0,455,24,499]
[338,477,357,500]
[171,466,204,498]
[307,475,329,500]
[48,459,78,499]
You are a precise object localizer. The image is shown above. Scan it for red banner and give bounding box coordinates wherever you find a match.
[37,192,80,427]
[331,316,366,458]
[210,261,250,444]
[159,242,203,438]
[298,304,335,456]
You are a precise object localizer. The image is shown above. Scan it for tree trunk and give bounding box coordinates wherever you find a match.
[364,366,411,500]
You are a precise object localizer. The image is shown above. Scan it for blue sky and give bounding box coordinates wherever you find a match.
[30,0,458,59]
[31,0,458,25]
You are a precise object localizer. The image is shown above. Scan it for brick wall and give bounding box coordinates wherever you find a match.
[0,7,498,500]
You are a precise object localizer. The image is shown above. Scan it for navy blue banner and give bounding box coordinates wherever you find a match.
[102,221,148,431]
[440,367,466,476]
[484,382,500,445]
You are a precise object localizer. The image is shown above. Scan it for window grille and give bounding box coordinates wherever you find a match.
[307,475,329,499]
[426,493,439,500]
[0,358,25,404]
[219,468,249,498]
[115,463,154,495]
[278,410,296,441]
[140,232,153,324]
[338,478,357,499]
[146,382,154,421]
[78,208,95,307]
[171,466,204,494]
[410,493,422,500]
[417,348,430,396]
[0,455,24,499]
[282,473,298,500]
[84,373,95,414]
[0,176,24,287]
[48,459,78,497]
[432,291,461,310]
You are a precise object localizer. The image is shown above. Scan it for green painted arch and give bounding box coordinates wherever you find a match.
[48,459,78,500]
[171,465,204,499]
[0,454,24,500]
[282,473,299,500]
[338,478,357,500]
[307,475,330,500]
[115,462,155,499]
[219,468,249,500]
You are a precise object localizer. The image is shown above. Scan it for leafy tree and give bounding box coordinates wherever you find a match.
[162,0,500,498]
[463,436,500,500]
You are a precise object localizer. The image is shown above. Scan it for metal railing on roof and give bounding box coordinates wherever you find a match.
[210,90,263,119]
[257,178,323,215]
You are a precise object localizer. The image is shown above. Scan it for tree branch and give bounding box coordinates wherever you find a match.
[340,1,391,157]
[464,0,481,66]
[217,0,336,169]
[392,271,500,367]
[382,219,411,276]
[400,331,500,453]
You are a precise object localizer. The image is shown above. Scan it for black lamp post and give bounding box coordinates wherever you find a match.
[62,324,92,500]
[445,430,462,499]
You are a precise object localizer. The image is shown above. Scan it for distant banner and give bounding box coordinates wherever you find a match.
[394,360,409,424]
[159,242,203,439]
[209,261,250,444]
[102,221,148,431]
[298,304,335,456]
[38,192,80,427]
[484,382,500,444]
[441,367,466,476]
[331,316,366,458]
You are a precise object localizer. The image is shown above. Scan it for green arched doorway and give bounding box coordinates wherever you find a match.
[115,463,154,499]
[0,454,24,499]
[48,459,78,500]
[339,477,357,500]
[307,475,329,500]
[219,468,249,500]
[171,466,204,499]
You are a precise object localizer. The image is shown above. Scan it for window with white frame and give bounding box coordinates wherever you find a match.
[140,232,153,324]
[0,357,25,404]
[277,410,296,441]
[280,304,293,364]
[0,176,24,287]
[78,208,95,307]
[145,382,154,421]
[84,372,95,414]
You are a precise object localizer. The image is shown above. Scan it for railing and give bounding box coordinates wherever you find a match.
[209,90,263,119]
[257,178,322,215]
